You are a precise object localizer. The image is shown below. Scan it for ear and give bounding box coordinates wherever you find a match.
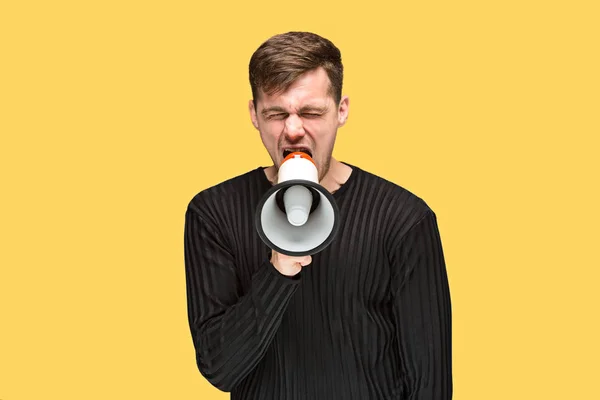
[337,96,349,127]
[248,99,259,130]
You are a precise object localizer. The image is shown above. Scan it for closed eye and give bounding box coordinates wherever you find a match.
[265,113,288,120]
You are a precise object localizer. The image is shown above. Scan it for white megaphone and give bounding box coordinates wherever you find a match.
[255,152,340,256]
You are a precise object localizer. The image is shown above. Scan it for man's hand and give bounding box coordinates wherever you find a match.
[270,250,312,277]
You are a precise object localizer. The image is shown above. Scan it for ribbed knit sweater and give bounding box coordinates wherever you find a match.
[184,162,452,399]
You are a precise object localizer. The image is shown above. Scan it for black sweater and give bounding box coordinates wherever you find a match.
[184,162,452,399]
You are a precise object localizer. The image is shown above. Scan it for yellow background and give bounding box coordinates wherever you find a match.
[1,0,598,398]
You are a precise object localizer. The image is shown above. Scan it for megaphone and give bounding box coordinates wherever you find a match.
[255,152,340,256]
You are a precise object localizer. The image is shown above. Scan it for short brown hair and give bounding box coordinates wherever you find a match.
[249,31,344,105]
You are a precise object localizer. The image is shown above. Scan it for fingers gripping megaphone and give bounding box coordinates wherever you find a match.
[255,152,340,256]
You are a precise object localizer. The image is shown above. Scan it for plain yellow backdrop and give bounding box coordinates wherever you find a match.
[1,0,598,399]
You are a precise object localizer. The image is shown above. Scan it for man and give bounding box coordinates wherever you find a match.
[184,31,452,399]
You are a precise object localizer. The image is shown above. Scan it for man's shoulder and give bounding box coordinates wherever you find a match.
[348,164,436,246]
[186,167,262,216]
[354,165,432,217]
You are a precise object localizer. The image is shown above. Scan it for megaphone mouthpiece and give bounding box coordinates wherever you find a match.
[278,153,319,184]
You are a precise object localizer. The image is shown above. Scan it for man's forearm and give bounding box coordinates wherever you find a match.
[185,207,301,392]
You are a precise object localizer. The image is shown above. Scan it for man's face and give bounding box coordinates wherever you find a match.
[249,67,349,181]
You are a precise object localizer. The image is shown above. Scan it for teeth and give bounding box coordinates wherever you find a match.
[284,148,311,155]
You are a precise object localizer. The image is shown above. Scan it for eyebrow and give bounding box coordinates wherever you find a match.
[261,105,329,116]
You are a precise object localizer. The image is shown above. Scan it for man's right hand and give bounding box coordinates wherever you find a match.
[270,250,312,277]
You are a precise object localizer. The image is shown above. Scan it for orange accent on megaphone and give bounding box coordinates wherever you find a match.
[283,151,316,166]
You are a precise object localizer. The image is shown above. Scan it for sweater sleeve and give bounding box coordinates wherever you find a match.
[391,210,452,399]
[184,205,301,392]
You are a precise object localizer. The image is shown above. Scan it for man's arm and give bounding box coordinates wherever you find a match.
[391,209,452,399]
[184,205,301,392]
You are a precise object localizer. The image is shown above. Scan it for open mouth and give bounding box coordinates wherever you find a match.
[283,148,312,159]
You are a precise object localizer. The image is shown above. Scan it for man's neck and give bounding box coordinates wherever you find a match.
[263,157,352,194]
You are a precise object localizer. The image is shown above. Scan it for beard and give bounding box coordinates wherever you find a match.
[317,154,332,182]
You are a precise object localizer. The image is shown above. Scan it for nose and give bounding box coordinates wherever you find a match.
[283,113,305,140]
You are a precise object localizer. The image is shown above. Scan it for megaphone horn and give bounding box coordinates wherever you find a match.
[255,152,340,256]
